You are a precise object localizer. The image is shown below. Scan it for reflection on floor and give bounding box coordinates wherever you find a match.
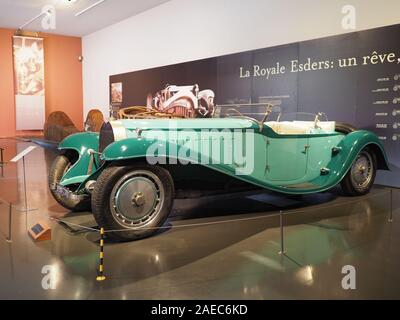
[0,137,399,299]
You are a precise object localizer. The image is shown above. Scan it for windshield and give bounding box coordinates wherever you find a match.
[213,103,280,122]
[273,112,329,122]
[213,103,328,123]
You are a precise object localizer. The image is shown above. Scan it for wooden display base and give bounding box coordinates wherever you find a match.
[28,221,51,242]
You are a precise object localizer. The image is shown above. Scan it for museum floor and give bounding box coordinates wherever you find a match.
[0,137,399,299]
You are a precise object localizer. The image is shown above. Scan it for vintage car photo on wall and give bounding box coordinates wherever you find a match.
[49,105,389,241]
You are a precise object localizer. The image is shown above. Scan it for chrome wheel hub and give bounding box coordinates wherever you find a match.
[132,192,145,207]
[350,152,373,189]
[110,170,164,228]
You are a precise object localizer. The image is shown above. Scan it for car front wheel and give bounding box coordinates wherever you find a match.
[340,148,377,196]
[91,164,174,241]
[48,154,91,211]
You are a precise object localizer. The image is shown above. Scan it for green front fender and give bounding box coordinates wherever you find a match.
[58,132,100,186]
[79,137,202,192]
[101,137,180,162]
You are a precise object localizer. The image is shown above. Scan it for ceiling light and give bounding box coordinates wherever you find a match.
[75,0,106,17]
[18,9,52,30]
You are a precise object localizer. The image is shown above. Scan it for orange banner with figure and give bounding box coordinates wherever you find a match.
[13,36,45,130]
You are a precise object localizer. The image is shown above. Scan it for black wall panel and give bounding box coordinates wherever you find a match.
[110,24,400,187]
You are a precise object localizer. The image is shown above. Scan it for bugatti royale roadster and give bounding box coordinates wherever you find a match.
[49,106,389,240]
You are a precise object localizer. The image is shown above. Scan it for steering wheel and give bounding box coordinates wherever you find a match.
[223,107,263,130]
[118,106,147,119]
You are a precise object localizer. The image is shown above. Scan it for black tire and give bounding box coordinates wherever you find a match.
[91,164,174,241]
[341,147,377,196]
[48,154,91,211]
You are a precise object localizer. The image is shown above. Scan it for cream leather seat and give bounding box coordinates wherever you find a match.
[265,121,336,135]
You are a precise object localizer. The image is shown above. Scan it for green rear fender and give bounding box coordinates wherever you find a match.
[310,130,390,189]
[269,130,389,194]
[58,132,100,186]
[331,130,389,171]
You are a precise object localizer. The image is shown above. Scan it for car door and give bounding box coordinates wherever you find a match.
[306,134,343,180]
[265,135,309,182]
[228,129,268,178]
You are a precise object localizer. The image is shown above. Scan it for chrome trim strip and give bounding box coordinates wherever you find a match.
[110,120,127,141]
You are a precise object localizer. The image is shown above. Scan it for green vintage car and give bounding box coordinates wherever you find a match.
[49,107,389,240]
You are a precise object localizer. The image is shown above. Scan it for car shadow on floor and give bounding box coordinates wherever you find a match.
[168,185,348,221]
[41,185,391,290]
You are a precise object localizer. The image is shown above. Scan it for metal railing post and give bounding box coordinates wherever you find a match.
[279,210,286,255]
[0,147,4,177]
[6,203,12,242]
[389,188,393,223]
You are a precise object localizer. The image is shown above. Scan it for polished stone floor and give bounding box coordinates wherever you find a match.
[0,137,399,299]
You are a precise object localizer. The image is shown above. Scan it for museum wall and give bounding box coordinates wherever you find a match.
[82,0,400,119]
[0,29,15,138]
[0,28,83,138]
[43,33,83,131]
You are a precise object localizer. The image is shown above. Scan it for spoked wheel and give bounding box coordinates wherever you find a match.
[92,164,174,241]
[341,148,377,196]
[48,154,91,211]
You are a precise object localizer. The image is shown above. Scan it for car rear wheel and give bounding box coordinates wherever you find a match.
[48,154,91,211]
[341,148,376,196]
[91,164,174,241]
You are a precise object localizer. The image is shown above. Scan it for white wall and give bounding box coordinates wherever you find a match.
[82,0,400,119]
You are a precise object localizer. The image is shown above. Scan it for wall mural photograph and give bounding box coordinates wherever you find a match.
[110,24,400,187]
[13,35,45,130]
[13,36,44,96]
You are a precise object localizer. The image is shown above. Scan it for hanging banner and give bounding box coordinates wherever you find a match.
[13,36,45,130]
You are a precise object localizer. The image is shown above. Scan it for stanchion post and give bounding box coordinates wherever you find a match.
[22,156,28,214]
[96,227,106,281]
[4,145,38,233]
[0,147,4,177]
[389,188,393,222]
[279,210,286,255]
[6,203,12,243]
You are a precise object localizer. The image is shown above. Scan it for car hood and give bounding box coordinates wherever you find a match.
[111,118,257,131]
